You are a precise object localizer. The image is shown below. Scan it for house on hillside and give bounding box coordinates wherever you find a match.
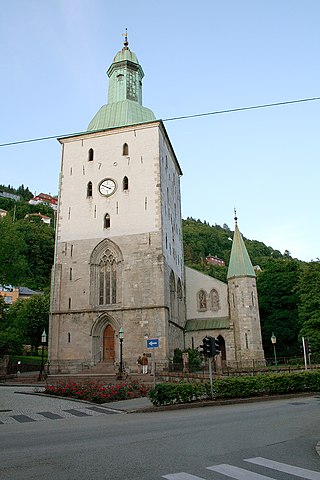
[0,285,43,305]
[25,213,51,225]
[29,193,58,211]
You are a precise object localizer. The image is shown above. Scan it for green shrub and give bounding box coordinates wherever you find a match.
[149,381,207,406]
[148,371,320,406]
[172,348,203,372]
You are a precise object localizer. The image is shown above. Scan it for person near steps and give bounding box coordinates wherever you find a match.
[141,353,148,374]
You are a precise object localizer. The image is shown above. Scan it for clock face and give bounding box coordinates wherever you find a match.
[99,179,117,197]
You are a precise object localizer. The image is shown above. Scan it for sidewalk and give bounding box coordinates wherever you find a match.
[104,396,154,412]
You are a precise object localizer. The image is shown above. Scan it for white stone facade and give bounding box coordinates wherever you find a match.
[49,121,185,373]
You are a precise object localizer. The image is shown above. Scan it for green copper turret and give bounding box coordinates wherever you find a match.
[88,32,156,131]
[227,219,256,280]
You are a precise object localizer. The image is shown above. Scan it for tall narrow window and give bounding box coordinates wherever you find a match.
[88,148,94,161]
[122,143,128,156]
[69,268,73,280]
[87,181,93,198]
[70,244,73,257]
[99,250,117,305]
[169,271,176,321]
[104,213,110,229]
[68,333,71,343]
[68,298,71,309]
[177,278,183,321]
[123,176,129,191]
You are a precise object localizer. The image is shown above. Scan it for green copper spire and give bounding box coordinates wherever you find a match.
[88,30,156,131]
[227,214,256,280]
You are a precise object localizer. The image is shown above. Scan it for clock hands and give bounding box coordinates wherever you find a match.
[99,179,116,196]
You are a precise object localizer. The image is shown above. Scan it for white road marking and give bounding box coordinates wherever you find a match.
[245,457,320,480]
[207,464,273,479]
[163,474,206,480]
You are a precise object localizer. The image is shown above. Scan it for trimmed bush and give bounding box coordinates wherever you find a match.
[148,371,320,406]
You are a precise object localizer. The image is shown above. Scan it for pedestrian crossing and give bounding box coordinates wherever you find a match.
[0,405,122,424]
[163,456,320,480]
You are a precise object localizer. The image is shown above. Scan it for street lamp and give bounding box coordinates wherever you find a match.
[119,327,124,377]
[271,332,278,369]
[38,329,47,381]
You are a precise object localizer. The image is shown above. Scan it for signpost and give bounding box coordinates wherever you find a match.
[146,338,159,387]
[147,339,159,349]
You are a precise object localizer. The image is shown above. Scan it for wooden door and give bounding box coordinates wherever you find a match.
[103,324,115,363]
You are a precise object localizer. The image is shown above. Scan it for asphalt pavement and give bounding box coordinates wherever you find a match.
[1,381,320,456]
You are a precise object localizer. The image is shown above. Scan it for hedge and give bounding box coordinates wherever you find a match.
[148,371,320,406]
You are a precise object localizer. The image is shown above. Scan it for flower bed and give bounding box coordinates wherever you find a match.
[43,380,148,404]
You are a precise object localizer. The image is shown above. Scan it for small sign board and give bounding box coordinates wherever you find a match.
[147,339,159,349]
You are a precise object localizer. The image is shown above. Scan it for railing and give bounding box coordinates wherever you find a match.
[93,351,101,365]
[159,356,320,380]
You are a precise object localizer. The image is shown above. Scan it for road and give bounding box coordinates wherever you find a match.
[0,387,319,480]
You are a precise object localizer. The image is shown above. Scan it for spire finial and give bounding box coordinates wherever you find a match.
[122,28,129,49]
[234,207,238,224]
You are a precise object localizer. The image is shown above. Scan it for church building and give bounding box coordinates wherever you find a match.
[49,35,265,373]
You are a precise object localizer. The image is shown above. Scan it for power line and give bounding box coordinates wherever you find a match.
[1,96,320,148]
[163,96,320,122]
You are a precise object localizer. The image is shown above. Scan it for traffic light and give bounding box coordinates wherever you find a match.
[307,340,312,356]
[200,336,221,357]
[202,336,212,357]
[214,337,220,356]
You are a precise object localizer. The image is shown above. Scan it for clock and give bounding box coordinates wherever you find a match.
[99,178,117,196]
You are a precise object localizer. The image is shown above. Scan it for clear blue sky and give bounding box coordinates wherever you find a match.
[1,0,319,261]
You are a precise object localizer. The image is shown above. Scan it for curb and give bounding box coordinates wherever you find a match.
[127,391,320,413]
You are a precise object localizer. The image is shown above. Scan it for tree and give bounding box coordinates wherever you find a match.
[257,258,301,358]
[298,260,320,356]
[0,217,28,286]
[0,297,24,356]
[15,220,54,289]
[10,295,50,353]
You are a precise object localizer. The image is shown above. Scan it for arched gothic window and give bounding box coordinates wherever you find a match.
[210,289,220,311]
[169,271,176,321]
[88,148,94,161]
[177,279,183,300]
[87,181,93,198]
[104,213,110,229]
[99,249,117,305]
[198,289,207,311]
[176,278,183,323]
[90,240,123,307]
[123,176,129,191]
[123,143,129,156]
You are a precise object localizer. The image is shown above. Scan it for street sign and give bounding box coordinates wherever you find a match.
[147,339,159,348]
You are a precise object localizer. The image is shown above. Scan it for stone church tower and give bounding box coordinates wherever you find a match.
[227,216,265,366]
[49,35,185,373]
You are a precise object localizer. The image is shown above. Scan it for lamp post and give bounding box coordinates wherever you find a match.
[271,332,277,369]
[38,329,47,381]
[119,327,124,377]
